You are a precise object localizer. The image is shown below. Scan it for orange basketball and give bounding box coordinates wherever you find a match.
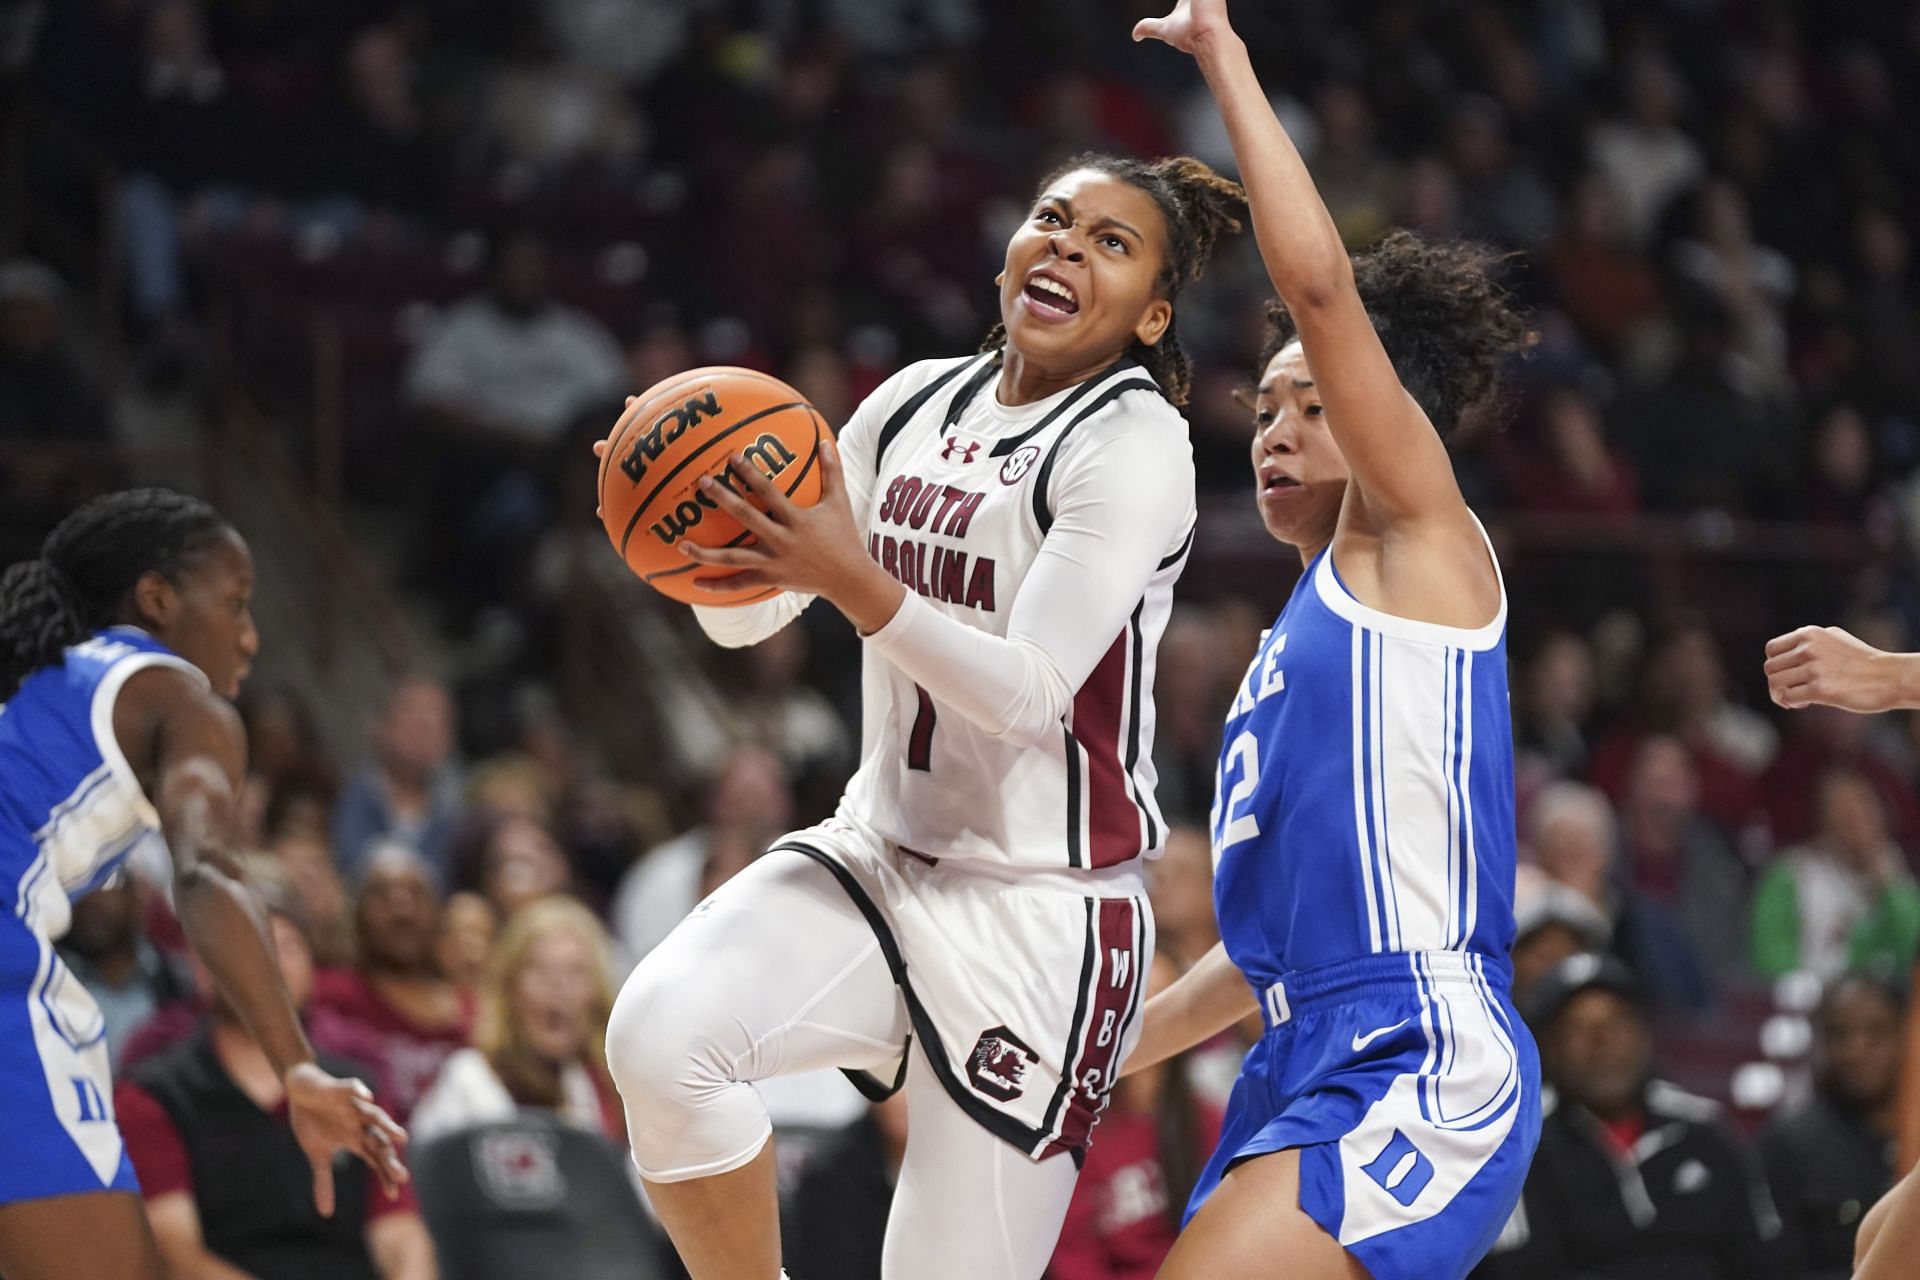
[597,366,829,606]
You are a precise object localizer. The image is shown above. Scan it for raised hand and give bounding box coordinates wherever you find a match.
[1763,625,1907,713]
[1132,0,1236,56]
[285,1063,409,1217]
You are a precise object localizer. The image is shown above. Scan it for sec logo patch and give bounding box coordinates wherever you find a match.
[1000,445,1042,486]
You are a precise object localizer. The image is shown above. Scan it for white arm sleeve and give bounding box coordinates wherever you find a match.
[865,410,1195,749]
[690,364,896,648]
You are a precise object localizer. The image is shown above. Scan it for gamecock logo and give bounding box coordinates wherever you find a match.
[967,1025,1038,1101]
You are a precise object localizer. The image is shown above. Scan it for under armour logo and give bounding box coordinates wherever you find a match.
[942,436,981,464]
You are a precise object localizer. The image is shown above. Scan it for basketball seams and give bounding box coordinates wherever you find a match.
[616,401,812,556]
[633,406,822,585]
[596,366,802,518]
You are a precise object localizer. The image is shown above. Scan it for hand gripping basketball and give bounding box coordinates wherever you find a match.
[593,367,830,606]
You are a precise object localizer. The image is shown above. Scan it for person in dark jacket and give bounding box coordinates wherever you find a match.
[1475,953,1781,1279]
[1760,974,1902,1279]
[115,871,436,1280]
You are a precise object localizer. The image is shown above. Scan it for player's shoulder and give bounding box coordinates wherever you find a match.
[875,353,990,402]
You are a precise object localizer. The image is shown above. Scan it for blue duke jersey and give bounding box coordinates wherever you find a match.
[1210,537,1518,985]
[0,626,206,1203]
[1190,537,1537,1280]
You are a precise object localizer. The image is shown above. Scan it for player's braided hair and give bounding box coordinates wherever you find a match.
[0,489,231,700]
[1258,230,1532,437]
[982,153,1247,407]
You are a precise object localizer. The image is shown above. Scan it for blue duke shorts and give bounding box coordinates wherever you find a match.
[0,911,138,1205]
[1186,950,1540,1280]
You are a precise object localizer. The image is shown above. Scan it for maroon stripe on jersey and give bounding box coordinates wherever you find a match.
[1073,629,1142,869]
[1044,897,1142,1158]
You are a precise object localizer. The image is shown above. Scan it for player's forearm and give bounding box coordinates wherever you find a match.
[1881,651,1920,710]
[1858,1165,1920,1277]
[1194,34,1351,312]
[174,857,314,1078]
[1123,941,1254,1075]
[863,594,1069,747]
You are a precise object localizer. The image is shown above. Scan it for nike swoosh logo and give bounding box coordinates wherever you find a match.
[1351,1018,1411,1053]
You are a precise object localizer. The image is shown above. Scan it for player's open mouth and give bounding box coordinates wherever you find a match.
[1022,271,1080,320]
[1259,466,1299,492]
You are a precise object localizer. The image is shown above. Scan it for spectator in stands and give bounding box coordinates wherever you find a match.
[1762,975,1903,1280]
[0,259,120,531]
[1588,55,1704,248]
[1148,826,1218,973]
[115,873,436,1280]
[1445,93,1557,250]
[404,228,626,448]
[58,874,189,1068]
[412,896,623,1146]
[1048,956,1223,1280]
[1751,768,1920,981]
[473,812,574,922]
[782,1092,908,1279]
[308,844,473,1121]
[1499,383,1639,523]
[1544,173,1663,359]
[239,682,337,848]
[1509,869,1611,1007]
[435,891,498,996]
[403,227,628,616]
[1514,629,1599,782]
[333,676,464,881]
[274,828,355,969]
[1304,80,1398,249]
[1530,780,1714,1009]
[1475,953,1781,1278]
[609,744,794,964]
[1761,706,1920,858]
[1613,736,1749,986]
[1588,623,1767,834]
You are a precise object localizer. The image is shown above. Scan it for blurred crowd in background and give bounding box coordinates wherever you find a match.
[8,0,1920,1276]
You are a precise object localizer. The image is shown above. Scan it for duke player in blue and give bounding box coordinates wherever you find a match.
[0,491,407,1280]
[1127,3,1539,1278]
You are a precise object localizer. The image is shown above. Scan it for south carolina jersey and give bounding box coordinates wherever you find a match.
[699,353,1197,873]
[1210,536,1517,984]
[0,626,204,1205]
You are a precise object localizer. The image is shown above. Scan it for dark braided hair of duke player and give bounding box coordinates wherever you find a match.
[0,489,232,700]
[1258,230,1533,439]
[981,153,1248,407]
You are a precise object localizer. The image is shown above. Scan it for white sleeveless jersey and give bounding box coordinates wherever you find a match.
[697,354,1197,873]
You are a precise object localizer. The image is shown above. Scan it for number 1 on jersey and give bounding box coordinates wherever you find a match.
[908,685,936,771]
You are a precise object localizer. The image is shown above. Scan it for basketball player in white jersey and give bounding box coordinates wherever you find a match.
[595,155,1244,1279]
[1123,3,1539,1278]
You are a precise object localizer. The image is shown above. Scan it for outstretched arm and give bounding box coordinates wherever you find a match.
[1135,0,1465,528]
[131,669,407,1215]
[1763,626,1920,713]
[1121,942,1255,1076]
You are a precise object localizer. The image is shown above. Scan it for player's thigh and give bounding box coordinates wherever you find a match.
[879,1044,1081,1280]
[608,847,907,1079]
[1156,1148,1371,1280]
[0,1189,164,1280]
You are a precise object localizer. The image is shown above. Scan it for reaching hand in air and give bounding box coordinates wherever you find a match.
[1133,0,1235,56]
[285,1063,410,1217]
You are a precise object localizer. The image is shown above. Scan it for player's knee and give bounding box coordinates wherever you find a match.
[605,955,734,1115]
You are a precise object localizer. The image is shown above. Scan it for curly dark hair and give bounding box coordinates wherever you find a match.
[1258,230,1532,436]
[982,153,1247,407]
[0,489,232,700]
